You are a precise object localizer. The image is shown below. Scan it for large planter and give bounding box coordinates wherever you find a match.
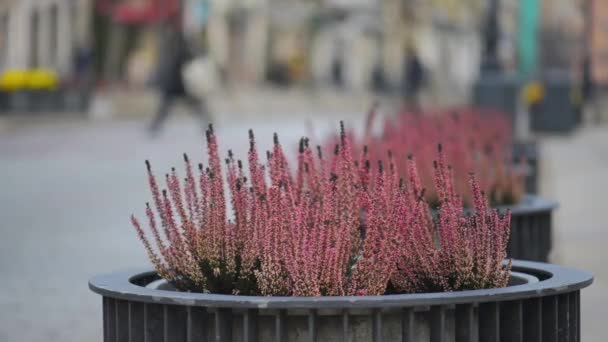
[530,71,580,133]
[504,195,557,262]
[90,260,592,342]
[0,88,89,113]
[473,72,520,124]
[28,90,62,112]
[60,88,91,113]
[3,90,61,113]
[7,90,31,112]
[0,90,8,113]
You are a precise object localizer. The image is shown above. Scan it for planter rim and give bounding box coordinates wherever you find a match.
[433,194,556,216]
[145,271,540,291]
[89,260,592,309]
[496,194,557,215]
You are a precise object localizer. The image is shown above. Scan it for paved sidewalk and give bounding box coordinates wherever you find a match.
[88,86,394,122]
[540,126,608,341]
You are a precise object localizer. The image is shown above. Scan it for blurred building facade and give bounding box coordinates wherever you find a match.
[539,0,585,73]
[0,0,594,99]
[588,0,608,86]
[0,0,93,77]
[88,0,491,95]
[94,0,269,85]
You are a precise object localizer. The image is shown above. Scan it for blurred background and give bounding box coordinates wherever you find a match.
[1,0,607,341]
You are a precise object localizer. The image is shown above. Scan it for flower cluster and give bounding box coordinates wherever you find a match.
[132,123,511,296]
[328,107,526,207]
[391,150,511,293]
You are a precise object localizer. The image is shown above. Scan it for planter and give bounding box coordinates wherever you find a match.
[4,90,62,113]
[8,90,31,112]
[530,71,579,133]
[61,88,91,113]
[504,195,557,262]
[90,260,592,342]
[0,89,90,113]
[0,91,8,113]
[473,72,520,124]
[28,90,62,112]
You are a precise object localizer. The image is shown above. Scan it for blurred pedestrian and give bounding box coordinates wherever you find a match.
[331,36,346,89]
[582,54,598,124]
[72,44,93,88]
[149,29,211,135]
[402,47,425,112]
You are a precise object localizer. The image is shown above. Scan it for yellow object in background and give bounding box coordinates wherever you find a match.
[0,69,59,91]
[0,69,28,91]
[522,81,545,106]
[288,55,306,82]
[25,69,59,91]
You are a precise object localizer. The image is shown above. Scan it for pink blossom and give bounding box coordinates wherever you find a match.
[132,122,511,295]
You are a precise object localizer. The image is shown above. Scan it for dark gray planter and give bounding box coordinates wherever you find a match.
[0,91,8,113]
[0,89,90,113]
[4,90,62,113]
[28,90,62,112]
[90,260,592,342]
[472,73,521,124]
[530,71,580,133]
[61,88,90,113]
[7,90,31,112]
[502,195,557,262]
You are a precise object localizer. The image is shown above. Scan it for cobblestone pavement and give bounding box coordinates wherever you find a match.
[0,113,606,341]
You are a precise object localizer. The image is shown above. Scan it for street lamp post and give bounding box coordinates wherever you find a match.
[481,0,500,73]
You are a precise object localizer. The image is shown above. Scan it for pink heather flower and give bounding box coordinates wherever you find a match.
[132,121,511,296]
[323,108,525,207]
[392,154,511,293]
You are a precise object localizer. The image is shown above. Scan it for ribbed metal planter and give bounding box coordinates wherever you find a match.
[503,195,557,262]
[90,260,592,342]
[0,89,89,113]
[473,72,520,120]
[0,91,8,113]
[530,72,580,133]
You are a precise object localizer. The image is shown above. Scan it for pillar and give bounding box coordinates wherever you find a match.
[0,7,8,69]
[56,1,73,75]
[208,14,229,76]
[242,9,268,83]
[6,1,30,69]
[74,0,93,48]
[37,5,53,68]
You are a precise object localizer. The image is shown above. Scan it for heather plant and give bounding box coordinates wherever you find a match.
[132,123,511,296]
[327,107,526,207]
[391,150,512,293]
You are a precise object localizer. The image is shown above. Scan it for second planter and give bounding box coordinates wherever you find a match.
[502,194,557,262]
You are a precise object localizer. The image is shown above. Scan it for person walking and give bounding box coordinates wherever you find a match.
[149,29,211,135]
[402,47,425,112]
[581,54,598,124]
